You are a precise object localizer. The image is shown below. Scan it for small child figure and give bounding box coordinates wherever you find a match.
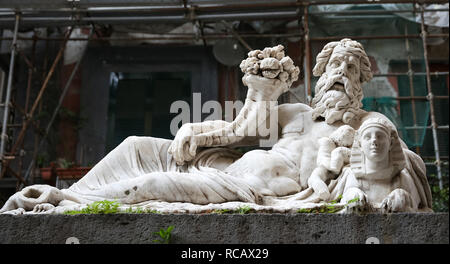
[307,125,356,200]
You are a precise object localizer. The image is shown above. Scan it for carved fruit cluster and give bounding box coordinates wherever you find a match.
[239,45,300,86]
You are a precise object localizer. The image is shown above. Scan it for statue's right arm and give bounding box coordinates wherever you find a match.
[168,120,231,164]
[169,98,280,164]
[187,119,262,148]
[185,120,230,134]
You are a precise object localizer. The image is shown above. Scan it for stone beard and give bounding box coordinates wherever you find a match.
[311,71,363,125]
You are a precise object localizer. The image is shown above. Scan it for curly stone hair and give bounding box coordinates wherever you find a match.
[312,38,373,83]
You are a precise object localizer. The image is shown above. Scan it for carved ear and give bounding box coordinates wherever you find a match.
[359,55,373,83]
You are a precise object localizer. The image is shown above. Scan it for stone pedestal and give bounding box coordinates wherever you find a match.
[0,213,447,244]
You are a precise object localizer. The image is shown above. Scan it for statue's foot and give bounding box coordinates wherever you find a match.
[2,208,26,215]
[32,203,55,214]
[0,185,64,214]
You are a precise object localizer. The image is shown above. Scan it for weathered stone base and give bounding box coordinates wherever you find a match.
[0,213,447,244]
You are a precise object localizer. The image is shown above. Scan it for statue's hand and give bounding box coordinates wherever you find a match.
[380,189,414,213]
[168,123,198,165]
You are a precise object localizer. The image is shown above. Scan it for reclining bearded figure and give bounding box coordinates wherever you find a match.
[0,39,433,214]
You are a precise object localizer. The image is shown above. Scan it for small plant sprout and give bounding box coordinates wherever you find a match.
[153,226,174,244]
[236,205,252,214]
[64,200,120,215]
[212,209,232,214]
[345,197,360,207]
[297,194,348,214]
[126,207,161,214]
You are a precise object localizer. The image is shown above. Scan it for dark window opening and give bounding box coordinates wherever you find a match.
[106,72,191,152]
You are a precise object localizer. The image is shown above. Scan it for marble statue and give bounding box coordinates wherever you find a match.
[0,39,432,215]
[307,125,355,201]
[340,117,423,213]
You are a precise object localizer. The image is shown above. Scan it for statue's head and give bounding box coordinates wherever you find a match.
[350,118,405,178]
[311,39,372,124]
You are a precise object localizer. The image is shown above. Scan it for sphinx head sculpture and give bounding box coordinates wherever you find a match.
[311,38,373,125]
[350,118,406,180]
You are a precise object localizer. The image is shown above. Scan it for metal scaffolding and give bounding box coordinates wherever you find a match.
[0,0,448,190]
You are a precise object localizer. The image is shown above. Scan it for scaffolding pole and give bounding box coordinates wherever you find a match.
[420,4,443,189]
[0,27,73,180]
[303,4,312,102]
[21,27,93,188]
[0,0,447,27]
[0,32,448,42]
[405,25,420,154]
[0,0,447,12]
[0,13,20,176]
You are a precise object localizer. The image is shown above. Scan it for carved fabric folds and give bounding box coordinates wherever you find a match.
[65,136,260,205]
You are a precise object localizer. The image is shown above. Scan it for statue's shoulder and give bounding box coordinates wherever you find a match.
[277,103,312,115]
[277,103,313,133]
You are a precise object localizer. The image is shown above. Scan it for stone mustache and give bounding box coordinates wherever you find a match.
[0,39,432,214]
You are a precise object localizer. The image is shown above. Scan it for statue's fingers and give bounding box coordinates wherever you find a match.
[386,200,392,212]
[33,204,41,213]
[175,142,186,164]
[170,138,179,154]
[381,200,391,213]
[183,143,193,161]
[171,140,180,157]
[181,135,190,145]
[172,140,181,156]
[175,160,185,166]
[167,142,174,154]
[381,198,388,210]
[189,141,197,157]
[170,141,180,162]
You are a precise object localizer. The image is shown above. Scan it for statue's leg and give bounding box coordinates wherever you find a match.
[64,169,261,205]
[1,136,191,214]
[69,136,182,193]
